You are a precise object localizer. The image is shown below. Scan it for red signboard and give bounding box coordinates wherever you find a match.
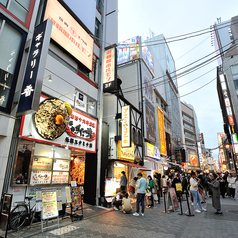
[228,116,234,125]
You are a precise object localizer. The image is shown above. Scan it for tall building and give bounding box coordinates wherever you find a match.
[180,101,201,170]
[214,16,238,172]
[146,35,183,166]
[0,0,118,206]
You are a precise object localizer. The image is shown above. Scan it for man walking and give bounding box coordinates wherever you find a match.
[133,172,147,217]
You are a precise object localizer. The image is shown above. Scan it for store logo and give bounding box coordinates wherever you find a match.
[70,26,77,37]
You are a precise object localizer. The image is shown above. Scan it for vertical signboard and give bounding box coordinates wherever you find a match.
[144,98,156,143]
[103,47,117,92]
[121,105,131,147]
[157,106,167,156]
[18,19,52,114]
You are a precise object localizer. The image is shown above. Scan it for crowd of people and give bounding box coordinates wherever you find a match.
[112,170,238,216]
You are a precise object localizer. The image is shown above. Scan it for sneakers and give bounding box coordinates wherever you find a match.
[194,209,201,213]
[114,207,118,211]
[123,211,126,214]
[133,212,139,216]
[191,203,194,206]
[141,213,144,216]
[201,207,207,211]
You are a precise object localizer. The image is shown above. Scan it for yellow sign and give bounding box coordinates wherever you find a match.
[146,142,154,157]
[121,105,131,147]
[157,107,167,156]
[175,183,182,192]
[118,140,134,162]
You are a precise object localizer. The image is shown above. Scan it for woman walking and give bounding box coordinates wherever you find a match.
[227,173,236,199]
[190,171,207,213]
[146,175,154,208]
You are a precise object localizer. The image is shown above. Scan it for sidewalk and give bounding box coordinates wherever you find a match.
[6,197,238,238]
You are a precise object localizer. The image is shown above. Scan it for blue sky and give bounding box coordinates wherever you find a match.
[118,0,238,160]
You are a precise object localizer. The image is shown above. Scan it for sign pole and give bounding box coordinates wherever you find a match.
[177,192,183,215]
[186,192,194,216]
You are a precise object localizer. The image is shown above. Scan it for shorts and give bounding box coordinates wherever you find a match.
[128,186,135,194]
[198,186,203,194]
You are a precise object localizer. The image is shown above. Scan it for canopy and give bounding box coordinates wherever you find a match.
[119,161,151,171]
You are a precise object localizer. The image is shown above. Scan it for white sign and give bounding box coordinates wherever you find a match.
[30,171,51,185]
[52,172,69,184]
[75,91,87,112]
[44,0,93,70]
[42,188,58,219]
[121,105,131,147]
[233,144,238,154]
[103,48,116,84]
[53,159,70,171]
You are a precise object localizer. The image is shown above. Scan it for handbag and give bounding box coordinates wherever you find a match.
[146,189,151,197]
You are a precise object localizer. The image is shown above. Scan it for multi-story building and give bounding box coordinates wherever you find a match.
[180,101,200,170]
[0,0,118,207]
[214,16,238,172]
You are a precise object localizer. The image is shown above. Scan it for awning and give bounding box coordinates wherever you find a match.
[119,161,151,171]
[144,157,171,167]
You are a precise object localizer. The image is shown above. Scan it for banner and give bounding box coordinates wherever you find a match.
[157,106,167,156]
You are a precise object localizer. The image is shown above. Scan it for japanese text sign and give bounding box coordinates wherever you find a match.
[121,105,131,147]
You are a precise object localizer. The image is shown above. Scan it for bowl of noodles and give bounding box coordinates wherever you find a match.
[34,98,72,140]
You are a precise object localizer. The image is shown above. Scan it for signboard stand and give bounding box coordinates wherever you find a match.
[70,186,83,221]
[41,188,59,233]
[167,188,179,212]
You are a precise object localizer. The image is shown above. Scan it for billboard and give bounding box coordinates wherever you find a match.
[118,140,134,162]
[44,0,94,71]
[121,105,131,147]
[157,106,167,156]
[144,98,156,143]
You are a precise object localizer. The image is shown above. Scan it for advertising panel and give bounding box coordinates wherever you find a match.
[117,36,140,64]
[118,140,134,162]
[32,157,53,171]
[141,44,154,75]
[44,0,93,70]
[145,142,161,160]
[157,106,167,156]
[30,171,51,185]
[190,154,199,166]
[144,98,156,143]
[20,96,98,153]
[217,132,225,146]
[52,172,69,184]
[103,48,117,92]
[121,105,131,147]
[41,188,58,219]
[53,159,70,171]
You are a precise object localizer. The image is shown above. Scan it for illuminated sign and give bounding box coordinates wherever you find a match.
[118,140,134,162]
[228,115,234,125]
[145,98,156,142]
[190,154,198,166]
[103,48,117,92]
[44,0,93,70]
[157,106,167,156]
[121,105,131,147]
[145,142,160,160]
[18,19,52,114]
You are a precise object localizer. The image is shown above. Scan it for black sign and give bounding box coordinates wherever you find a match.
[17,19,52,114]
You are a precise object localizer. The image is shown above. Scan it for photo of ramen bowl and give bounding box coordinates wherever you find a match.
[34,98,72,140]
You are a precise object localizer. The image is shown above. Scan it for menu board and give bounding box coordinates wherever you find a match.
[53,159,70,171]
[65,186,71,203]
[32,157,52,171]
[41,188,58,219]
[71,187,82,211]
[30,171,51,185]
[52,172,69,184]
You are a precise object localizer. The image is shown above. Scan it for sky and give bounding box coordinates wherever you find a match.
[118,0,238,160]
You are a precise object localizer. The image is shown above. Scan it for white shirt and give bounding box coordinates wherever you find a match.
[190,177,199,191]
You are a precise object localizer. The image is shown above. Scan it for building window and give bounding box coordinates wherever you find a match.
[185,131,195,139]
[231,65,238,79]
[89,55,98,82]
[234,79,238,89]
[96,0,101,11]
[95,18,100,45]
[0,17,26,112]
[184,123,194,131]
[1,0,31,23]
[183,114,193,123]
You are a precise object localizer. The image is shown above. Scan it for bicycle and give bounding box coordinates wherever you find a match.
[9,196,37,230]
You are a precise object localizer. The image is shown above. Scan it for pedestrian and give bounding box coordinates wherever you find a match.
[120,171,127,191]
[122,192,132,214]
[207,173,222,215]
[235,175,238,200]
[227,173,236,199]
[16,173,24,184]
[133,172,148,216]
[146,175,154,208]
[190,171,207,213]
[218,173,226,198]
[128,177,138,198]
[181,173,188,196]
[198,173,206,203]
[153,174,159,203]
[112,190,126,211]
[172,173,181,195]
[157,173,162,203]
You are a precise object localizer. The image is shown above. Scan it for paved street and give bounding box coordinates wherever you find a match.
[7,197,238,238]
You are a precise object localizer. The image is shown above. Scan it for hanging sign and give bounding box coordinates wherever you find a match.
[18,19,52,114]
[121,105,131,147]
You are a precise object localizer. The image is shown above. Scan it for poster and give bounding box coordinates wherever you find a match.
[32,157,52,170]
[52,172,69,184]
[36,188,42,200]
[29,188,36,196]
[30,171,51,185]
[57,189,62,198]
[53,159,70,171]
[41,188,58,219]
[175,183,182,192]
[70,156,85,185]
[168,188,179,210]
[66,186,71,203]
[71,187,82,211]
[57,201,62,211]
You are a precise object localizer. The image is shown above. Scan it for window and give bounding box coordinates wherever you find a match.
[183,114,193,123]
[1,0,31,23]
[185,131,195,139]
[89,55,98,82]
[234,80,238,89]
[0,17,25,111]
[96,0,101,11]
[184,123,194,131]
[94,19,100,45]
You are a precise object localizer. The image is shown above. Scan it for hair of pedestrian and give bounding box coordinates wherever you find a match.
[137,172,142,177]
[121,171,125,175]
